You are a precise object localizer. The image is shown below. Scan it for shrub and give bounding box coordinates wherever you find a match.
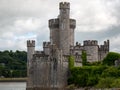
[103,52,120,66]
[96,77,114,88]
[101,66,120,78]
[111,78,120,88]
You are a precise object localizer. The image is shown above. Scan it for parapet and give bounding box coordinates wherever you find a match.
[35,51,44,54]
[59,2,70,9]
[70,19,76,29]
[49,18,59,29]
[76,42,81,46]
[27,40,35,47]
[104,40,109,46]
[84,40,98,46]
[99,40,109,51]
[43,42,51,48]
[49,18,76,29]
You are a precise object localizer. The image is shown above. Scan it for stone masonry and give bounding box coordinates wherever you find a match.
[26,2,109,90]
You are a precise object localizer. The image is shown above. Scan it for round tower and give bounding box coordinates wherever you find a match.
[49,2,76,55]
[83,40,99,62]
[49,19,59,47]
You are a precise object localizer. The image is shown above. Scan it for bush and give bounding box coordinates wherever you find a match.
[103,52,120,66]
[111,78,120,88]
[96,77,114,88]
[87,76,99,86]
[101,66,120,78]
[75,72,88,87]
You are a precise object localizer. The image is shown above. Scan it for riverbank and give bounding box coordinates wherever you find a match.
[0,78,27,82]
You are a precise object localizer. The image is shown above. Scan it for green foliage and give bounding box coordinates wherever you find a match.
[103,52,120,66]
[0,50,27,78]
[111,78,120,88]
[96,77,120,88]
[68,56,74,69]
[75,73,88,87]
[102,66,120,78]
[96,77,114,88]
[69,66,105,87]
[87,76,98,86]
[68,64,120,88]
[81,51,87,66]
[87,61,102,66]
[68,52,120,88]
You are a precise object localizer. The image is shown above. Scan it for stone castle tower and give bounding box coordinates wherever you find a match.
[49,2,76,55]
[26,2,109,90]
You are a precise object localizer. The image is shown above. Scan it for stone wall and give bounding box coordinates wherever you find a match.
[84,45,98,62]
[27,45,69,89]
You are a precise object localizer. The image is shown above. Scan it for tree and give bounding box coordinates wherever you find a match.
[0,50,27,77]
[103,52,120,66]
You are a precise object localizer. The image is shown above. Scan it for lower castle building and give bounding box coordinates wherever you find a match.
[26,2,109,90]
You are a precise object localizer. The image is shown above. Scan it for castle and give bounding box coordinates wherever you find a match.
[26,2,109,90]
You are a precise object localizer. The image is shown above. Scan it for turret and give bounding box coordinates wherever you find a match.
[59,2,70,19]
[98,40,110,61]
[48,2,76,55]
[84,40,98,46]
[43,42,51,55]
[59,2,71,55]
[59,2,70,30]
[27,40,35,68]
[49,19,59,46]
[83,40,99,62]
[99,40,109,51]
[26,40,35,88]
[59,2,70,9]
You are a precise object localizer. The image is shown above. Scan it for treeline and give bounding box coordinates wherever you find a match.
[68,52,120,89]
[0,50,27,78]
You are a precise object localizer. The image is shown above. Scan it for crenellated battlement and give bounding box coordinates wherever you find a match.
[35,51,44,54]
[104,40,109,46]
[75,42,81,46]
[99,40,109,51]
[49,18,59,28]
[70,19,76,29]
[43,42,51,48]
[84,40,98,46]
[27,40,35,47]
[59,2,70,9]
[49,18,76,29]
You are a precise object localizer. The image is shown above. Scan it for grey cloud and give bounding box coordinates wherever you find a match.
[0,0,120,52]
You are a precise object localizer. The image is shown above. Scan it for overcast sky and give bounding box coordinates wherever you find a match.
[0,0,120,52]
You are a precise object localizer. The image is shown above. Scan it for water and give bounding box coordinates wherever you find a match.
[0,82,26,90]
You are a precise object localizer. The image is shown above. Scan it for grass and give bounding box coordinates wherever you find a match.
[0,77,27,82]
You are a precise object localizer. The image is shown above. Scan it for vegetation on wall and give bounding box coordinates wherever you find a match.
[81,51,87,66]
[68,55,74,69]
[0,50,27,78]
[68,52,120,88]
